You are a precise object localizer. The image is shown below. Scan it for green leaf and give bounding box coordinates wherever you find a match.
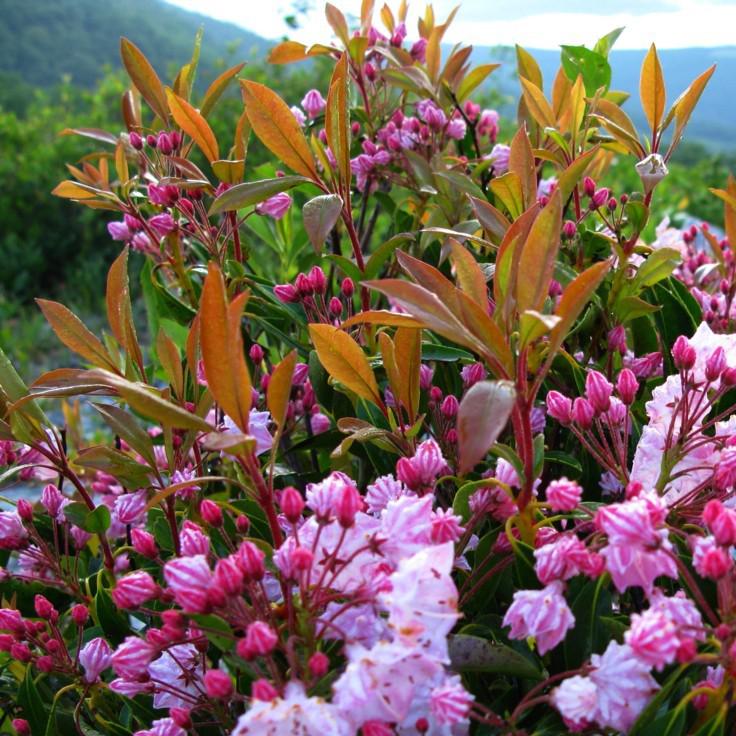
[93,586,130,643]
[448,634,542,679]
[85,505,111,534]
[560,45,611,95]
[209,176,312,214]
[190,613,234,651]
[18,668,49,735]
[564,575,612,667]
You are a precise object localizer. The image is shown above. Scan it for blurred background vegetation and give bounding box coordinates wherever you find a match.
[1,0,734,376]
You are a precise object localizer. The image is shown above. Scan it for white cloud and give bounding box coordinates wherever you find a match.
[167,0,736,48]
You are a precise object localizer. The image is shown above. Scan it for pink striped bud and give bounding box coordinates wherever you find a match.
[546,391,572,425]
[562,220,577,239]
[583,177,596,197]
[131,529,158,559]
[274,284,300,303]
[204,669,233,698]
[308,266,327,295]
[199,499,223,527]
[34,595,57,622]
[239,621,278,660]
[591,188,609,209]
[214,556,245,596]
[111,636,155,679]
[163,555,213,613]
[79,637,112,682]
[693,536,732,580]
[16,499,33,522]
[546,478,582,512]
[703,500,736,546]
[571,398,595,429]
[672,335,696,370]
[112,571,159,609]
[585,370,613,414]
[441,395,459,418]
[180,521,209,557]
[237,541,265,582]
[705,347,727,381]
[616,368,638,405]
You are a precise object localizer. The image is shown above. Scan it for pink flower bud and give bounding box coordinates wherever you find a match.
[12,719,30,736]
[252,679,279,701]
[128,131,143,149]
[79,637,112,682]
[546,478,582,512]
[180,520,210,557]
[111,636,155,678]
[146,134,157,148]
[170,709,192,728]
[440,395,459,418]
[329,296,343,316]
[199,499,223,527]
[249,344,264,363]
[335,482,363,527]
[341,277,355,298]
[214,556,244,596]
[16,499,33,522]
[672,335,696,370]
[131,529,158,559]
[705,347,727,381]
[583,177,596,197]
[591,188,609,209]
[163,555,213,613]
[157,132,173,155]
[41,484,64,519]
[571,398,595,429]
[280,486,305,523]
[703,500,736,546]
[237,541,265,582]
[608,325,627,354]
[274,284,300,303]
[240,621,278,659]
[112,571,159,609]
[308,651,329,677]
[236,515,251,533]
[34,595,57,621]
[607,196,618,211]
[308,266,327,295]
[616,368,638,405]
[71,604,89,626]
[546,390,572,425]
[256,192,292,220]
[204,669,233,698]
[586,370,613,413]
[301,89,326,119]
[693,536,732,580]
[562,220,577,239]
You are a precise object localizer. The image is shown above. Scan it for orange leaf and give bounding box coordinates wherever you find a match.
[120,38,169,123]
[520,78,555,130]
[156,329,184,398]
[517,190,562,313]
[640,44,665,133]
[509,126,537,209]
[394,327,421,418]
[200,62,246,118]
[200,264,252,432]
[167,89,219,162]
[667,65,716,157]
[448,239,487,307]
[325,54,351,187]
[325,3,350,46]
[267,350,297,429]
[341,311,427,329]
[36,300,116,371]
[106,248,143,372]
[241,81,319,181]
[308,325,382,406]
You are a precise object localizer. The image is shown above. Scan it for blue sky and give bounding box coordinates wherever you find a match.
[167,0,736,48]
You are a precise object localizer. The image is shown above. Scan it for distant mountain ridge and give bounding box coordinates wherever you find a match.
[1,0,733,150]
[0,0,268,88]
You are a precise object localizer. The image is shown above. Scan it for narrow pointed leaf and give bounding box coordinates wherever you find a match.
[166,89,219,162]
[120,38,169,123]
[267,350,297,429]
[209,175,311,214]
[640,44,665,133]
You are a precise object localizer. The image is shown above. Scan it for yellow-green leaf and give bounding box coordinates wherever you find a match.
[308,324,382,406]
[325,54,351,187]
[520,78,555,130]
[200,63,246,118]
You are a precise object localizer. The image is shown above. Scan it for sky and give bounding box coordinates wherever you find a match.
[168,0,736,49]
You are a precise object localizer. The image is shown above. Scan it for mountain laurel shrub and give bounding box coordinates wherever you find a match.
[1,2,735,734]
